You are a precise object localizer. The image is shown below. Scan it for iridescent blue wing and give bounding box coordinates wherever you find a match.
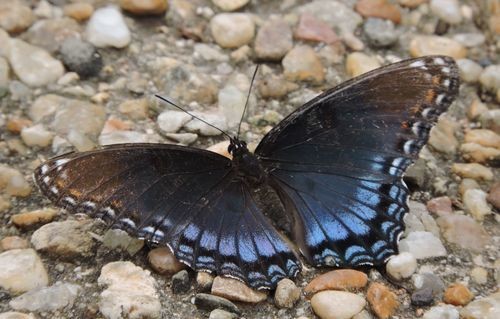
[255,56,459,266]
[34,144,300,289]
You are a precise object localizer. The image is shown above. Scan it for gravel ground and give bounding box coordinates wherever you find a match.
[0,0,499,319]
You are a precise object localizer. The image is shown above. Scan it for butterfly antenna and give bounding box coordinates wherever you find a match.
[237,65,259,139]
[155,94,232,139]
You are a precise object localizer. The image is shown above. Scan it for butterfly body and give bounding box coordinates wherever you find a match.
[35,56,459,290]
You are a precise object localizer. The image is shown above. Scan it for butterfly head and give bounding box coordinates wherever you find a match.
[229,137,266,184]
[228,137,248,156]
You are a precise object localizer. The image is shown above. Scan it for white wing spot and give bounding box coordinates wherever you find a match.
[50,186,59,195]
[422,107,433,118]
[443,79,450,88]
[442,67,450,74]
[82,201,96,209]
[119,218,136,229]
[40,165,49,174]
[434,57,445,65]
[403,140,416,154]
[63,196,76,205]
[436,94,445,104]
[43,176,51,185]
[102,207,116,218]
[55,159,70,167]
[409,60,425,68]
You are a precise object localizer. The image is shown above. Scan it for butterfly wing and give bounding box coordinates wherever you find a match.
[34,143,300,289]
[255,56,459,266]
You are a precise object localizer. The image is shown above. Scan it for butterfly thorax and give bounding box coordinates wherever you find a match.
[228,138,266,185]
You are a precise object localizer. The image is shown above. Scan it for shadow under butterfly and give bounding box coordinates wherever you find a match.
[34,56,459,290]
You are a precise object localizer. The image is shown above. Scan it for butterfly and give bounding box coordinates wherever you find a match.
[34,56,459,290]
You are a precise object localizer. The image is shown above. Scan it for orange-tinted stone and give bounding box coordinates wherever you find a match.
[147,247,186,275]
[304,269,368,297]
[6,118,32,134]
[367,282,399,319]
[11,208,58,229]
[355,0,402,24]
[0,236,29,251]
[426,196,453,216]
[211,276,268,303]
[444,283,474,306]
[295,13,338,44]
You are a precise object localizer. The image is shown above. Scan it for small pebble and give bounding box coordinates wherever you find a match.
[59,38,102,78]
[210,13,255,49]
[86,6,131,48]
[453,33,486,47]
[282,45,325,83]
[98,261,161,319]
[0,312,36,319]
[157,110,192,134]
[171,270,190,294]
[487,182,500,210]
[63,2,94,21]
[20,124,53,147]
[184,112,228,136]
[422,305,459,319]
[443,283,474,306]
[430,0,462,24]
[0,165,31,197]
[460,143,500,163]
[295,1,362,35]
[363,18,398,47]
[196,272,214,291]
[211,277,268,303]
[464,129,500,148]
[118,98,149,120]
[0,1,34,33]
[212,0,249,11]
[412,287,435,306]
[398,231,447,259]
[412,272,445,300]
[457,59,483,83]
[0,236,29,251]
[9,282,81,312]
[148,247,186,275]
[274,279,300,308]
[479,64,500,92]
[426,197,452,216]
[346,52,381,77]
[366,283,399,319]
[409,35,467,59]
[10,208,58,229]
[209,309,238,319]
[470,267,488,285]
[0,249,49,294]
[459,178,480,197]
[254,18,293,61]
[463,188,493,221]
[386,252,417,280]
[451,163,494,181]
[295,13,338,44]
[193,293,240,314]
[120,0,168,15]
[460,291,500,318]
[428,116,459,155]
[355,0,401,24]
[436,214,491,252]
[304,269,368,296]
[311,290,366,319]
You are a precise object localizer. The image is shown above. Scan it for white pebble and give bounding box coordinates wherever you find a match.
[311,290,366,319]
[21,124,53,147]
[386,252,418,280]
[0,249,49,294]
[86,6,131,48]
[157,110,192,133]
[423,305,459,319]
[463,189,493,221]
[398,231,447,259]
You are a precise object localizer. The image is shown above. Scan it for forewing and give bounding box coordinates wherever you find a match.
[255,56,459,266]
[34,143,300,289]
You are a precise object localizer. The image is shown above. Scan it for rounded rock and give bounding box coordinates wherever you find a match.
[274,278,300,308]
[430,0,462,24]
[0,165,31,197]
[209,309,238,319]
[254,19,292,61]
[436,214,490,252]
[295,13,338,44]
[211,276,267,303]
[398,231,447,259]
[196,272,215,291]
[63,3,94,21]
[148,247,186,275]
[443,283,474,306]
[304,269,368,296]
[471,267,488,285]
[86,6,131,48]
[479,64,500,92]
[355,0,401,24]
[171,270,190,294]
[9,282,81,312]
[451,163,493,181]
[363,18,398,47]
[463,189,493,221]
[282,45,325,83]
[0,1,34,33]
[386,252,417,280]
[346,52,381,77]
[10,208,58,229]
[0,312,36,319]
[366,282,399,319]
[120,0,168,15]
[457,59,483,83]
[20,124,53,147]
[311,290,366,319]
[60,38,102,78]
[0,249,49,294]
[409,36,467,59]
[423,305,459,319]
[212,0,249,12]
[460,291,500,318]
[210,13,255,49]
[0,236,29,251]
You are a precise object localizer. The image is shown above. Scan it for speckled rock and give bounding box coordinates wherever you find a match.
[295,13,338,44]
[463,189,493,221]
[10,208,58,229]
[363,18,398,47]
[451,163,494,181]
[386,252,417,280]
[282,45,325,83]
[9,282,81,312]
[210,13,255,48]
[470,267,488,285]
[120,0,168,15]
[437,214,491,252]
[366,283,398,319]
[304,269,368,296]
[355,0,401,24]
[255,18,292,61]
[346,52,381,77]
[59,38,102,78]
[460,291,500,318]
[274,279,300,308]
[0,1,35,33]
[98,261,161,319]
[0,249,49,294]
[428,116,459,155]
[31,220,96,258]
[86,6,131,48]
[311,290,366,319]
[412,272,445,300]
[443,283,474,306]
[7,39,64,87]
[398,231,447,259]
[211,277,268,303]
[409,36,467,59]
[423,305,459,319]
[0,165,31,197]
[404,201,440,237]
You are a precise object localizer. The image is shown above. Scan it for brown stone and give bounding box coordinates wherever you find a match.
[398,0,428,8]
[295,13,338,44]
[0,236,29,251]
[304,269,368,297]
[426,197,453,216]
[11,208,58,229]
[444,283,474,306]
[6,118,32,134]
[120,0,168,15]
[355,0,401,24]
[63,2,94,22]
[148,247,186,275]
[487,182,500,210]
[366,282,399,319]
[211,276,268,303]
[254,18,293,61]
[409,36,467,59]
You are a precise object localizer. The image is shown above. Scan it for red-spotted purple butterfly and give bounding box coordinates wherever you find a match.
[34,56,459,290]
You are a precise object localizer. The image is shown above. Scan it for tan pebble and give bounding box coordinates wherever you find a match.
[467,99,489,120]
[346,52,381,77]
[460,143,500,163]
[464,129,500,149]
[470,267,488,285]
[443,283,474,306]
[409,35,467,59]
[11,208,58,229]
[311,290,366,319]
[118,98,149,120]
[426,196,452,216]
[487,182,500,210]
[147,247,186,275]
[0,236,29,251]
[274,278,301,308]
[0,165,31,197]
[398,0,428,8]
[366,282,399,319]
[463,189,493,221]
[451,163,493,181]
[282,45,325,84]
[355,0,401,24]
[63,2,94,21]
[211,276,268,303]
[459,178,480,197]
[304,269,368,297]
[0,196,11,212]
[6,118,32,134]
[196,272,214,291]
[120,0,168,15]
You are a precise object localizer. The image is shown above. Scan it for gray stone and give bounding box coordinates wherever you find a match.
[9,282,81,312]
[430,0,462,24]
[457,59,483,83]
[209,309,238,319]
[398,231,447,259]
[480,64,500,92]
[184,112,228,136]
[254,19,293,61]
[411,287,435,306]
[157,110,191,134]
[423,305,459,319]
[193,293,240,314]
[24,18,81,53]
[60,38,102,77]
[172,270,190,294]
[363,18,398,47]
